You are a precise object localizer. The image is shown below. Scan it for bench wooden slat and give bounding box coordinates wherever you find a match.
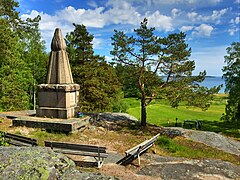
[5,139,34,147]
[52,148,108,158]
[0,131,38,146]
[117,133,160,166]
[44,141,106,153]
[44,141,108,168]
[5,133,37,145]
[125,133,159,155]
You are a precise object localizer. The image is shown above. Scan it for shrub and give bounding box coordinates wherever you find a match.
[0,132,9,146]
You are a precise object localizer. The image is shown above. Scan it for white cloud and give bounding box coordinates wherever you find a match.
[192,24,214,36]
[229,16,240,36]
[105,55,113,62]
[87,1,98,8]
[211,9,228,20]
[171,8,181,18]
[235,17,239,24]
[21,10,66,35]
[147,11,173,31]
[187,8,228,24]
[20,1,175,52]
[180,24,214,37]
[22,1,174,33]
[57,6,106,28]
[187,12,198,21]
[151,0,221,5]
[228,28,238,36]
[104,1,141,25]
[92,38,103,49]
[180,25,194,32]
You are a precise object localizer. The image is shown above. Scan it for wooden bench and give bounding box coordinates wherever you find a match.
[44,141,108,168]
[0,131,38,146]
[117,133,160,166]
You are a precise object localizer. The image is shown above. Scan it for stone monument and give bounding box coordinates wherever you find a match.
[36,28,80,119]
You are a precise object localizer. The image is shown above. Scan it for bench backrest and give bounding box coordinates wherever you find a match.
[44,141,106,153]
[125,133,160,155]
[1,131,38,146]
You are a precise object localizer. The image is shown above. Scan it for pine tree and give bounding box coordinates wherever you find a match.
[222,42,240,122]
[111,18,220,126]
[0,0,47,110]
[0,17,32,110]
[66,24,121,112]
[20,15,48,109]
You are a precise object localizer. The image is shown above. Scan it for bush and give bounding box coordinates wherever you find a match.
[112,99,129,113]
[0,132,9,146]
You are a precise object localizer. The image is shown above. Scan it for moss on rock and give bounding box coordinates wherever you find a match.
[0,146,117,180]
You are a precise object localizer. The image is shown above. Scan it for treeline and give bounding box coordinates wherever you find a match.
[0,1,125,113]
[1,1,239,125]
[66,24,123,112]
[0,0,48,111]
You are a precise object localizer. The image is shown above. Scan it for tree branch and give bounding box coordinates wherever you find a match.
[153,52,164,74]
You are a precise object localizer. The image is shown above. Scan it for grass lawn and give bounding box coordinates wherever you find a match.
[124,94,240,138]
[125,95,226,124]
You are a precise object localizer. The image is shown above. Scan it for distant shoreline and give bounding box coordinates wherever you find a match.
[205,76,223,78]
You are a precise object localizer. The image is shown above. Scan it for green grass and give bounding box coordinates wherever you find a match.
[125,96,226,125]
[124,95,240,138]
[29,130,68,146]
[156,136,240,165]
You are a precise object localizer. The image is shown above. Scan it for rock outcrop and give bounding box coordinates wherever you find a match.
[0,146,117,180]
[137,154,240,180]
[164,127,240,156]
[89,113,139,130]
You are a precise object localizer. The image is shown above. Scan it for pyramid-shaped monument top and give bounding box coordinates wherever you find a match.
[46,28,74,84]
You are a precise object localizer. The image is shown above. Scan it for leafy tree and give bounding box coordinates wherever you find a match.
[0,0,47,110]
[115,64,140,98]
[222,42,240,122]
[111,18,220,126]
[66,24,121,112]
[0,0,20,27]
[0,17,32,110]
[20,15,48,84]
[20,15,48,109]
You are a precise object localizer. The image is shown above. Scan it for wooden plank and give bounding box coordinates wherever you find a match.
[116,154,135,165]
[52,148,108,158]
[138,144,154,155]
[1,131,38,146]
[5,137,37,146]
[5,132,37,142]
[118,133,160,166]
[45,141,106,150]
[6,115,17,119]
[6,139,34,147]
[5,133,37,143]
[44,141,106,153]
[44,141,108,168]
[125,133,160,155]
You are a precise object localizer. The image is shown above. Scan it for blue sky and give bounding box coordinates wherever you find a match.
[17,0,239,76]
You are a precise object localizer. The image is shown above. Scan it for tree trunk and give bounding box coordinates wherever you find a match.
[141,96,147,126]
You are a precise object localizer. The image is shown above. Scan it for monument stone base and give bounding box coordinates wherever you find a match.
[12,116,90,133]
[36,84,80,119]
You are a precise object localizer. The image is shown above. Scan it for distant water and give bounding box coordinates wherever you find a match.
[161,76,226,93]
[200,76,225,93]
